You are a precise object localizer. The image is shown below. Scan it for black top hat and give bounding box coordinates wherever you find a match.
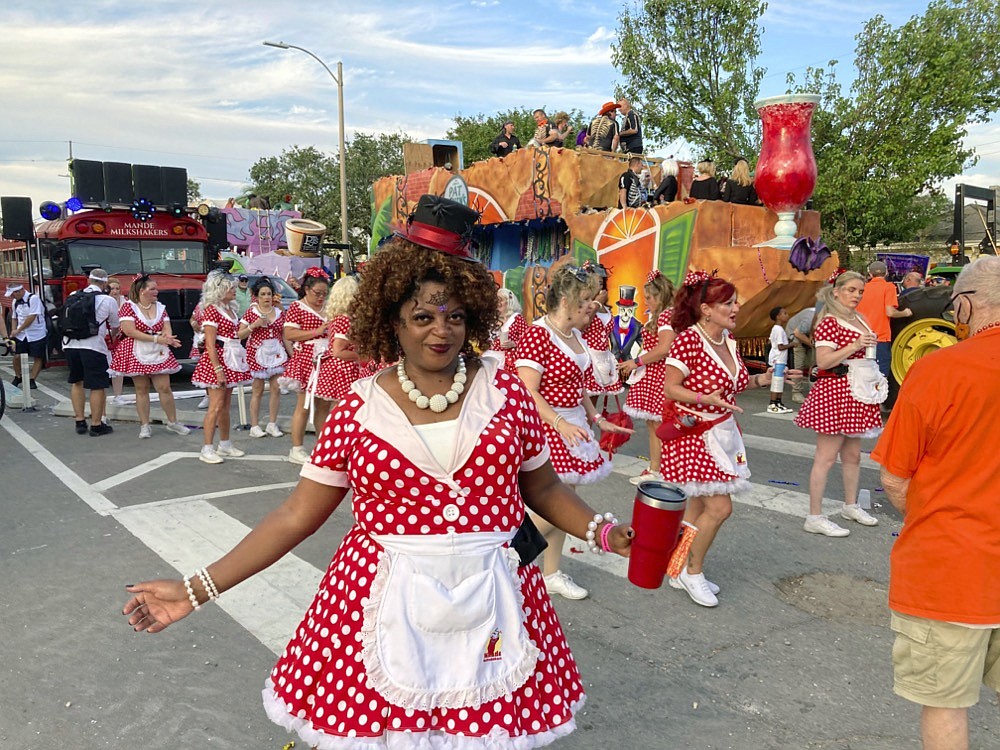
[393,194,481,260]
[617,285,637,306]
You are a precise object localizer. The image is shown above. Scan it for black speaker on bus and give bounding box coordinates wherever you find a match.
[161,167,188,207]
[104,162,134,204]
[70,159,106,203]
[133,164,164,206]
[1,197,34,240]
[205,212,229,251]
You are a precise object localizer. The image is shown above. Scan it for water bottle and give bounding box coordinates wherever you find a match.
[864,340,877,359]
[858,489,871,510]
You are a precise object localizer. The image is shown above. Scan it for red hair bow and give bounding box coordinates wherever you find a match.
[682,269,713,288]
[827,267,847,284]
[645,269,662,284]
[305,267,330,280]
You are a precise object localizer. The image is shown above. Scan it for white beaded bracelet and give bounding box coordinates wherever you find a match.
[197,568,220,601]
[183,575,201,611]
[584,512,619,555]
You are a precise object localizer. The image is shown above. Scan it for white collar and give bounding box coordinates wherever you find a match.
[694,327,740,383]
[540,317,587,369]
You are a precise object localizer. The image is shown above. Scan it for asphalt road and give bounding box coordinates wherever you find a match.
[1,363,997,750]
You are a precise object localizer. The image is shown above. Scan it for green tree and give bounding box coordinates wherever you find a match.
[247,135,412,250]
[613,0,766,163]
[447,107,587,164]
[186,178,202,204]
[789,0,1000,248]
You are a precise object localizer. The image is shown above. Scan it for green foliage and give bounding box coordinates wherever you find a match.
[613,0,767,163]
[447,107,588,165]
[186,178,202,204]
[788,0,1000,249]
[246,133,410,251]
[369,197,394,255]
[656,210,697,283]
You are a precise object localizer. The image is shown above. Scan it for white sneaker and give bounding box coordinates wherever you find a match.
[199,448,223,464]
[678,568,718,607]
[841,503,878,526]
[164,421,190,436]
[803,516,850,537]
[265,422,284,438]
[216,444,245,458]
[112,395,129,406]
[249,425,266,438]
[138,424,152,439]
[629,469,662,486]
[668,570,720,595]
[767,403,794,414]
[197,396,209,409]
[544,571,589,600]
[288,446,310,465]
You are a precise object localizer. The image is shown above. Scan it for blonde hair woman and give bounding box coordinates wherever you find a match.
[689,160,721,200]
[795,270,882,536]
[312,275,364,406]
[722,157,758,205]
[485,286,528,372]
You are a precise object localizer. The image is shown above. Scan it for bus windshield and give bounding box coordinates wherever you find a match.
[66,239,207,276]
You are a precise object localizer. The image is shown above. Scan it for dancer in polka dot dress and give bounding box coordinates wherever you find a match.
[516,264,632,601]
[105,277,126,405]
[620,271,676,483]
[191,273,252,464]
[240,277,287,439]
[795,270,882,537]
[582,266,623,400]
[660,272,776,608]
[110,275,190,438]
[279,269,332,465]
[122,200,636,750]
[314,275,363,404]
[485,287,528,373]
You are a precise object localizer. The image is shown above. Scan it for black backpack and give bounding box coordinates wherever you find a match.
[59,290,101,340]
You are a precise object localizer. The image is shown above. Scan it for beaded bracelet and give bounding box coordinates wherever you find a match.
[196,568,220,601]
[600,520,616,552]
[584,512,619,555]
[182,575,201,611]
[552,415,565,431]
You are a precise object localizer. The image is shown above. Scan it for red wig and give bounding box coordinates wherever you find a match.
[672,277,737,331]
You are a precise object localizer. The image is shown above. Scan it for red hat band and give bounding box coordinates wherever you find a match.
[403,220,473,259]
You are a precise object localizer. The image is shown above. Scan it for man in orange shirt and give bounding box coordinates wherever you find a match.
[871,256,1000,750]
[856,260,912,381]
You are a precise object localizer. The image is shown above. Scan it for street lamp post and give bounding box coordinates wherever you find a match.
[263,41,349,246]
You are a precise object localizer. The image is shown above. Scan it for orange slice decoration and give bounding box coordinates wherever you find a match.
[595,209,661,305]
[469,187,508,225]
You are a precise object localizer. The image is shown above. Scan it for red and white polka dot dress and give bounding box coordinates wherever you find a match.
[266,368,585,749]
[515,320,611,485]
[279,301,328,393]
[191,305,252,389]
[189,303,204,361]
[794,316,883,437]
[314,314,360,402]
[243,305,286,379]
[487,313,528,373]
[583,310,623,396]
[624,309,672,422]
[658,327,751,497]
[109,300,182,377]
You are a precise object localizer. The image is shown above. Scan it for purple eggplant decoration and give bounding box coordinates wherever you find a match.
[789,236,831,273]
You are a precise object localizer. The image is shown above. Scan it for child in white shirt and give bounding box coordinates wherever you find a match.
[768,307,793,413]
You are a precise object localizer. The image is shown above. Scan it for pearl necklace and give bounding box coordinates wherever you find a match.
[697,322,725,346]
[138,301,155,312]
[397,355,467,413]
[546,316,576,339]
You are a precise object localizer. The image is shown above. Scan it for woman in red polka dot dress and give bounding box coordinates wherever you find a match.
[314,275,363,405]
[240,277,287,439]
[122,196,636,750]
[516,264,632,601]
[620,270,676,483]
[660,272,776,608]
[484,287,528,372]
[795,270,882,537]
[581,265,623,404]
[191,272,253,464]
[278,269,332,465]
[110,274,190,439]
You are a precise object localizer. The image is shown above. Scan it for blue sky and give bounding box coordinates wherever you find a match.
[1,0,997,212]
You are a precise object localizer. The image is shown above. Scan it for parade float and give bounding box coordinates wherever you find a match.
[371,96,835,356]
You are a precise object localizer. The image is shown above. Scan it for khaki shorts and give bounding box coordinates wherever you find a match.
[891,612,1000,708]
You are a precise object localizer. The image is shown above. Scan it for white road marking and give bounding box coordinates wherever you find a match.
[0,363,68,403]
[114,482,298,512]
[95,453,295,492]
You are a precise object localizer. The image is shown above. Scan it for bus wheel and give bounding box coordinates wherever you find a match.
[890,317,956,385]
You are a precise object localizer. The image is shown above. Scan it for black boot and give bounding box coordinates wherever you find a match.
[11,376,22,387]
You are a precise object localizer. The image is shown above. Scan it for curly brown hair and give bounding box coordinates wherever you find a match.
[352,239,501,363]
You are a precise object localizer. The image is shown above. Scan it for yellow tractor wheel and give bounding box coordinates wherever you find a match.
[891,317,956,385]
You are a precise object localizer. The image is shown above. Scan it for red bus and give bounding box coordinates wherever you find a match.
[1,209,214,361]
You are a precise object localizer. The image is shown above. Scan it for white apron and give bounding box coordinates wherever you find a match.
[255,337,288,368]
[360,531,540,711]
[846,359,888,404]
[552,404,601,462]
[220,337,249,372]
[703,415,750,478]
[132,340,170,366]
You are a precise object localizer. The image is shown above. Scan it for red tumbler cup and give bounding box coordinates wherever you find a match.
[627,481,687,589]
